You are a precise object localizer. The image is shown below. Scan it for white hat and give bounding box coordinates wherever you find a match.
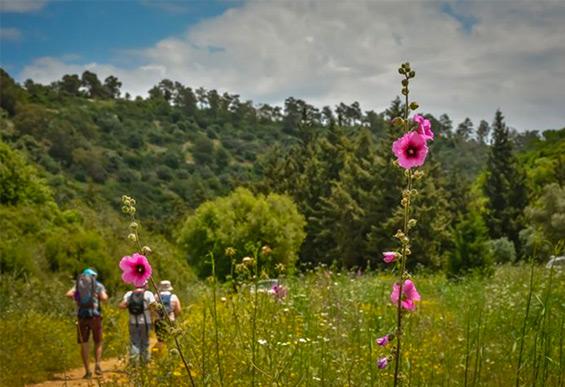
[158,280,173,292]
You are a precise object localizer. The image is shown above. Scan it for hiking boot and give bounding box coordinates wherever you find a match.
[95,364,103,376]
[83,371,92,379]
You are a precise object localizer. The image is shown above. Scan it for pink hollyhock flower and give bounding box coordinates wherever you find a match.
[377,357,388,369]
[390,279,421,311]
[119,253,152,287]
[413,114,434,141]
[392,131,429,169]
[376,335,390,346]
[383,251,398,264]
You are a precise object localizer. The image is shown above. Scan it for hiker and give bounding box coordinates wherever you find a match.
[119,282,156,364]
[66,268,108,379]
[154,280,182,346]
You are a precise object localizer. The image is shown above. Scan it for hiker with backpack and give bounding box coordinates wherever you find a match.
[119,282,156,364]
[153,280,182,347]
[66,268,108,379]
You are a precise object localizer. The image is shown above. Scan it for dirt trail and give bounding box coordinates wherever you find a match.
[27,337,160,386]
[27,356,126,387]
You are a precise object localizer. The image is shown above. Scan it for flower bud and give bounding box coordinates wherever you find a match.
[401,88,408,96]
[391,117,404,127]
[398,67,405,75]
[409,102,419,110]
[142,246,152,255]
[242,256,254,266]
[129,222,138,230]
[409,70,416,78]
[130,207,136,214]
[128,233,137,242]
[225,247,236,257]
[121,195,128,203]
[401,198,408,207]
[401,79,409,87]
[408,219,417,228]
[122,206,130,214]
[261,245,272,256]
[413,170,425,180]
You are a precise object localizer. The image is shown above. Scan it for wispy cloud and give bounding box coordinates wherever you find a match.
[0,0,48,13]
[0,27,22,41]
[19,1,565,130]
[140,0,190,14]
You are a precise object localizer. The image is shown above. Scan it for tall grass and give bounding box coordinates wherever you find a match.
[1,264,563,386]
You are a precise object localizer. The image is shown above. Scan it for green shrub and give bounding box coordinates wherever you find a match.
[488,237,516,263]
[178,187,306,278]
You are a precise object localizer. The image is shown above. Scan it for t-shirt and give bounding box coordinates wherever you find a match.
[73,282,106,317]
[154,291,180,321]
[123,290,156,324]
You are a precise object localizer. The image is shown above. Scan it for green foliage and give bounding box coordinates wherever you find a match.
[483,110,528,254]
[0,140,52,205]
[447,210,494,278]
[520,183,565,258]
[178,188,306,278]
[487,237,517,264]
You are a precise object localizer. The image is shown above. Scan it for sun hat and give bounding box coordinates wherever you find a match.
[158,280,173,292]
[83,268,98,277]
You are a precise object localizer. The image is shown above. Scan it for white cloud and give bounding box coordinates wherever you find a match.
[0,0,48,13]
[19,0,565,130]
[0,27,21,41]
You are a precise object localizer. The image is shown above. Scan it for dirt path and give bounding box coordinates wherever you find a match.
[27,356,126,387]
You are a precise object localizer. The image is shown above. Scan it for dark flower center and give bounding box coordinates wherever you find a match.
[136,264,145,274]
[406,146,417,157]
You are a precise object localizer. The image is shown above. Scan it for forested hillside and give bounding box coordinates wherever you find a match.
[1,68,563,282]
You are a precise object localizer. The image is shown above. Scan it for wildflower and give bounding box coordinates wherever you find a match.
[242,256,254,266]
[141,245,152,255]
[377,357,388,369]
[119,253,152,287]
[257,339,267,345]
[413,114,434,141]
[392,131,429,169]
[376,335,390,346]
[271,284,288,300]
[261,245,272,256]
[390,279,421,311]
[225,247,236,257]
[383,251,398,264]
[127,233,137,242]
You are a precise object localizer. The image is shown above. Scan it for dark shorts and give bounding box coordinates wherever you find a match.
[77,316,103,344]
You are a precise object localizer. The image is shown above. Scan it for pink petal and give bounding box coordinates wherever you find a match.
[119,255,134,271]
[390,283,400,304]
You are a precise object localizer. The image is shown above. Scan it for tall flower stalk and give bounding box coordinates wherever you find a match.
[120,195,196,387]
[377,63,432,386]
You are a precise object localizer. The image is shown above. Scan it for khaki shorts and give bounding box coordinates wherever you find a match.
[77,316,103,344]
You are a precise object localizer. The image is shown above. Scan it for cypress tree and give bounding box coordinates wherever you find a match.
[483,110,528,255]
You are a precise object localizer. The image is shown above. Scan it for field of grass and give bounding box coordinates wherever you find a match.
[1,264,563,386]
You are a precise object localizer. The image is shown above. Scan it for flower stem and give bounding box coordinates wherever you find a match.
[129,211,196,387]
[393,73,413,387]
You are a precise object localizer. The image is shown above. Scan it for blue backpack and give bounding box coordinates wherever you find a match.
[76,274,98,318]
[158,293,172,319]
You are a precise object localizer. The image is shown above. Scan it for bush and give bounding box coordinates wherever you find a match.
[488,237,516,264]
[447,211,494,278]
[178,187,306,278]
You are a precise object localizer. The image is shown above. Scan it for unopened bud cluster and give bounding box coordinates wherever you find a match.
[121,195,136,215]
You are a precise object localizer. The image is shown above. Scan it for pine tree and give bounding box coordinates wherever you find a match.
[483,110,528,255]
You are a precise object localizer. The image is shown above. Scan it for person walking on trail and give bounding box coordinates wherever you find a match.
[119,282,156,364]
[66,268,108,379]
[154,280,182,347]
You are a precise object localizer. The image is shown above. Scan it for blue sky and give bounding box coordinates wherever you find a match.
[1,0,564,131]
[1,0,239,73]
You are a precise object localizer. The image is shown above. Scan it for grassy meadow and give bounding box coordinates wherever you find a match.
[1,263,563,386]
